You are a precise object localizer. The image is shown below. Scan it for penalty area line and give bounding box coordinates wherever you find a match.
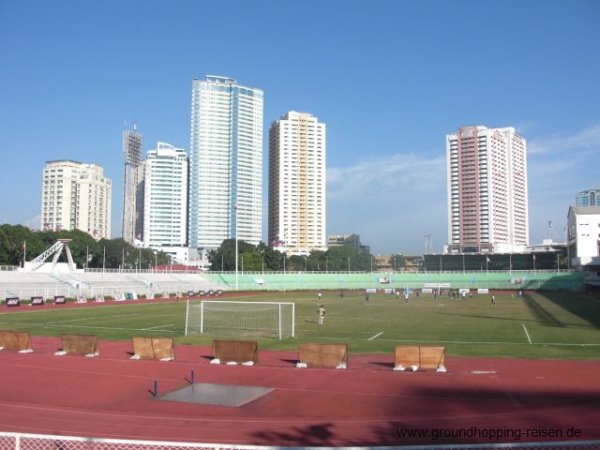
[522,322,532,344]
[368,332,384,340]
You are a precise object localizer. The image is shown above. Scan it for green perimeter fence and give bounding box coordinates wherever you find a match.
[204,271,585,292]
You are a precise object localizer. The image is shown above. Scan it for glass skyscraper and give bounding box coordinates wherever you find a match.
[189,76,264,253]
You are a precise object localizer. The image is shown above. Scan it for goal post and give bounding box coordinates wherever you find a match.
[185,300,295,340]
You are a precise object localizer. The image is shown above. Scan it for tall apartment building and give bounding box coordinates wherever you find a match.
[576,186,600,207]
[142,142,188,258]
[446,126,528,253]
[189,75,263,255]
[269,111,326,255]
[41,160,112,239]
[122,125,143,243]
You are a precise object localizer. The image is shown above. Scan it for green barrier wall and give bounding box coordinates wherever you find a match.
[203,271,585,292]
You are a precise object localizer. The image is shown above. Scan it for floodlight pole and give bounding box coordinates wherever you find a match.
[235,203,239,291]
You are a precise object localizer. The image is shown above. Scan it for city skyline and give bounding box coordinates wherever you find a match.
[1,1,599,254]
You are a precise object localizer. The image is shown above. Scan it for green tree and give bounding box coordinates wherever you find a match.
[240,251,262,271]
[208,239,257,271]
[0,224,43,266]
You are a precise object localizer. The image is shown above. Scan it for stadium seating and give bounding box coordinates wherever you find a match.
[203,271,584,292]
[0,269,585,303]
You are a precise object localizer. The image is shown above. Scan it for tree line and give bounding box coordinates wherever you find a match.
[0,224,390,272]
[0,224,170,269]
[208,239,379,272]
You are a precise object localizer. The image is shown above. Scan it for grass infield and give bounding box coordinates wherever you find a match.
[0,290,599,359]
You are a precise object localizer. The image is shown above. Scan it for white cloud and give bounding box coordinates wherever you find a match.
[21,214,41,230]
[328,152,445,200]
[528,123,600,155]
[326,152,447,254]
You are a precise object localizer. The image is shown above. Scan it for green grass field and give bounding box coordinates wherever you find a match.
[1,290,599,359]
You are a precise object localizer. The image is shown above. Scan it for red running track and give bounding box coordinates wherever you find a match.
[0,336,599,447]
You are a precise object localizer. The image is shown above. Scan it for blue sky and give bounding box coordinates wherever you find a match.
[1,0,599,255]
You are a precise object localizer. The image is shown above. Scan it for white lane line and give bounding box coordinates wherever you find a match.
[522,322,532,344]
[368,332,384,340]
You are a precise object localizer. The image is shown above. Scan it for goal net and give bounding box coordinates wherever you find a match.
[185,301,295,340]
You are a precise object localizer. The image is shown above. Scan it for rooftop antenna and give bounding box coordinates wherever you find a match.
[548,221,554,242]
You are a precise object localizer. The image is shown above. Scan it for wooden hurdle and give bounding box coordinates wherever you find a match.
[394,345,446,372]
[0,330,33,353]
[393,345,420,371]
[419,346,446,371]
[297,343,348,369]
[212,339,258,365]
[131,337,175,361]
[55,334,99,357]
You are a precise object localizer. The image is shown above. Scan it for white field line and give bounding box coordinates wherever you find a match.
[141,324,175,331]
[522,322,533,344]
[46,313,139,324]
[315,336,600,346]
[43,323,177,333]
[368,332,384,340]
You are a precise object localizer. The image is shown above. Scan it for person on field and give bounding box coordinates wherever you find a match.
[317,292,322,302]
[318,304,326,325]
[491,294,496,306]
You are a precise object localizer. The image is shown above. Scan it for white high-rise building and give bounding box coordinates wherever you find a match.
[446,126,528,253]
[41,160,112,239]
[122,126,143,243]
[269,111,326,255]
[142,142,188,255]
[189,75,263,254]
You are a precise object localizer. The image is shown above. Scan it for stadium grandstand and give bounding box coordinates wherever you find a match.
[0,268,585,301]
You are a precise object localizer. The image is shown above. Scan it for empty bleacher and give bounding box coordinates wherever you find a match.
[0,271,225,301]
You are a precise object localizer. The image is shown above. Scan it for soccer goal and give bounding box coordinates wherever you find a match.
[185,300,295,340]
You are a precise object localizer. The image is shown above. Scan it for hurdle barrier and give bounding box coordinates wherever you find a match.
[211,339,258,365]
[394,345,446,372]
[55,334,99,357]
[297,343,348,369]
[394,345,420,371]
[0,330,33,353]
[131,337,175,361]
